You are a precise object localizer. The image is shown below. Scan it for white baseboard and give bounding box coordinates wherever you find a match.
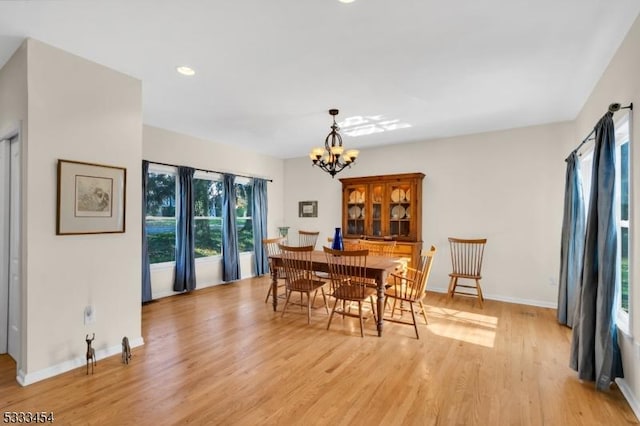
[17,336,144,386]
[428,286,557,309]
[616,378,640,421]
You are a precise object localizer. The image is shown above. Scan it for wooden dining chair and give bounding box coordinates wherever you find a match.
[384,246,436,339]
[298,230,320,248]
[447,238,487,307]
[323,246,377,337]
[279,244,329,324]
[357,239,397,257]
[262,236,287,303]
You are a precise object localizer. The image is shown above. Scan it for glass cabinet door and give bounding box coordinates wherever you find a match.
[371,184,384,237]
[388,182,412,238]
[345,184,366,237]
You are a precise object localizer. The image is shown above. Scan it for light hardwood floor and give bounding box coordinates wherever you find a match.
[0,276,637,425]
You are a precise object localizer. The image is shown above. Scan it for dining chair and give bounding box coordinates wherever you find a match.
[263,236,287,303]
[298,230,320,248]
[383,246,436,339]
[323,246,377,337]
[357,239,397,257]
[447,237,487,307]
[279,244,329,324]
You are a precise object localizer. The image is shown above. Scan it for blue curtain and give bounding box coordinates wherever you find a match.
[570,112,623,390]
[173,166,196,292]
[557,152,585,326]
[222,174,241,281]
[252,178,269,275]
[141,161,153,303]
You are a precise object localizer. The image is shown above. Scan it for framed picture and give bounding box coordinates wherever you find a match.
[56,159,126,235]
[299,200,318,218]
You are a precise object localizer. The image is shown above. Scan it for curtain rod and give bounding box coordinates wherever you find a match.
[145,160,273,182]
[569,102,633,158]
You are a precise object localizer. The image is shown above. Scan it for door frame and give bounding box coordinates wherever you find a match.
[0,124,22,370]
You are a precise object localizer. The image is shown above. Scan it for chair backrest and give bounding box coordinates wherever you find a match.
[263,236,286,257]
[448,238,486,277]
[298,230,320,248]
[357,239,397,257]
[396,246,436,300]
[323,246,369,299]
[263,236,286,276]
[279,244,316,291]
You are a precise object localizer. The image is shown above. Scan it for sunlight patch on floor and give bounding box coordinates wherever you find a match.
[425,306,498,348]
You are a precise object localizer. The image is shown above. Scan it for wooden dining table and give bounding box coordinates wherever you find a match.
[269,250,402,337]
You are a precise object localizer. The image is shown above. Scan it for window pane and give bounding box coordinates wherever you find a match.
[146,172,176,263]
[621,141,629,221]
[621,226,629,313]
[235,182,254,252]
[194,179,223,258]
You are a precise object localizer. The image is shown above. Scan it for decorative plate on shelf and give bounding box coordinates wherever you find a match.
[349,205,361,219]
[391,205,406,219]
[349,190,365,203]
[390,188,406,203]
[405,189,410,202]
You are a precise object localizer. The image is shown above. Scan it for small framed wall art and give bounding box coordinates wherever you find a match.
[298,200,318,218]
[56,159,126,235]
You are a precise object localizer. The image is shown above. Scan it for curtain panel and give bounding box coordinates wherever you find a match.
[141,160,153,303]
[557,152,585,326]
[223,174,241,281]
[569,112,623,390]
[174,166,196,292]
[252,178,269,275]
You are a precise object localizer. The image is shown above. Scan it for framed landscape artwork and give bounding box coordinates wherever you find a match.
[299,200,318,218]
[56,159,126,235]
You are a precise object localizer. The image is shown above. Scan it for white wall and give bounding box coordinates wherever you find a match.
[143,125,284,299]
[284,121,573,307]
[18,39,143,384]
[0,40,28,373]
[574,13,640,417]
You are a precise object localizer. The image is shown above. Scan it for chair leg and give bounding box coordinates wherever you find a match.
[476,279,484,308]
[419,300,428,324]
[358,302,364,338]
[307,291,312,324]
[265,282,273,303]
[327,298,339,330]
[281,290,293,318]
[409,301,419,339]
[369,295,378,322]
[449,277,458,298]
[321,287,329,314]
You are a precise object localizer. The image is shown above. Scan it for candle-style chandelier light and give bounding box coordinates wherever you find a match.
[309,109,359,178]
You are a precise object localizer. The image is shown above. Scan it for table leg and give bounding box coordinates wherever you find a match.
[271,266,278,312]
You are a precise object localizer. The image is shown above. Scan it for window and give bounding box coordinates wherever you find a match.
[615,117,630,316]
[235,179,254,252]
[194,173,224,258]
[146,166,177,264]
[145,167,256,265]
[579,114,631,327]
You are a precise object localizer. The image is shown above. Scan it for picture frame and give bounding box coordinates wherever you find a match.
[56,159,126,235]
[298,200,318,218]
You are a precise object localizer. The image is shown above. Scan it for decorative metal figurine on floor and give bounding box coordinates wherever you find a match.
[121,336,132,364]
[85,333,96,375]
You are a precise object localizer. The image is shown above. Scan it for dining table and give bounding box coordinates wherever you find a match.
[269,250,402,337]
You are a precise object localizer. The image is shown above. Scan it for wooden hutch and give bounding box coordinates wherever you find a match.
[339,172,425,267]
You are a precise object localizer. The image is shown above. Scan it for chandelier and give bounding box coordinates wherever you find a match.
[309,109,359,178]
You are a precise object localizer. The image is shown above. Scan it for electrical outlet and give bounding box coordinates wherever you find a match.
[84,305,96,325]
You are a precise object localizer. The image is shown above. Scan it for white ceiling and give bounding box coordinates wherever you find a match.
[1,1,639,159]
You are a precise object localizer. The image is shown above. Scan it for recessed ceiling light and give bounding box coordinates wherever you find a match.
[176,66,195,76]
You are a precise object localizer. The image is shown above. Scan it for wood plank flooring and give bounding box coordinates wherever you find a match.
[0,276,637,425]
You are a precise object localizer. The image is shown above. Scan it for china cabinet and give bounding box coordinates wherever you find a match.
[339,173,425,267]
